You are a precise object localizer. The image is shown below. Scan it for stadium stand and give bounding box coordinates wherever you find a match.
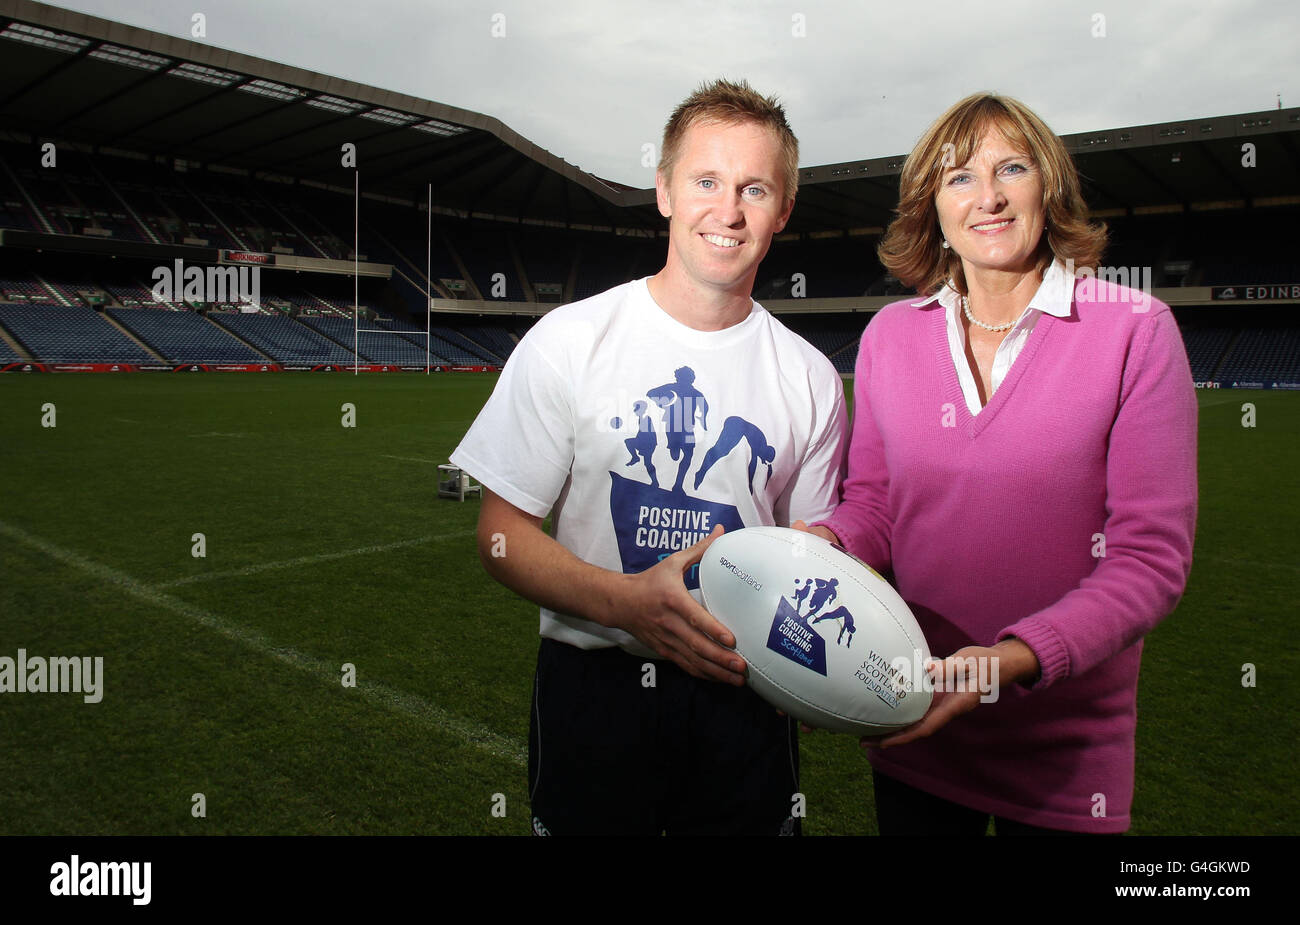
[376,319,485,366]
[9,116,1296,316]
[570,232,647,300]
[298,315,449,365]
[759,235,886,299]
[457,323,518,360]
[456,225,522,302]
[1177,326,1237,381]
[40,274,107,307]
[0,1,1297,382]
[102,279,174,309]
[429,325,499,364]
[778,313,869,374]
[0,275,53,302]
[364,211,464,298]
[0,332,26,363]
[1216,327,1300,384]
[0,303,157,363]
[207,312,356,365]
[515,226,574,302]
[107,307,268,364]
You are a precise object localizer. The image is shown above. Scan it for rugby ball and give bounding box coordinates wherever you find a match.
[699,526,932,735]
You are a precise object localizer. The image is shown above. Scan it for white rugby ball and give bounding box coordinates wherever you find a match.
[699,526,932,735]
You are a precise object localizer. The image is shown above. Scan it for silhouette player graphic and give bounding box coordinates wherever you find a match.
[811,606,856,648]
[804,577,839,620]
[792,577,814,614]
[693,415,776,493]
[622,400,659,488]
[647,366,709,494]
[797,577,854,648]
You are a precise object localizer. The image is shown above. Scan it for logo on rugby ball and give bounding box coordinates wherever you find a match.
[765,577,857,676]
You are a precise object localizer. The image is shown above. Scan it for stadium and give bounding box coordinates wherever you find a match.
[1,0,1296,846]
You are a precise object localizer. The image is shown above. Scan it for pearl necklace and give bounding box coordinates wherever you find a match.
[962,295,1018,333]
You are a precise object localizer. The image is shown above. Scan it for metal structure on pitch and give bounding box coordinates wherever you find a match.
[351,176,434,374]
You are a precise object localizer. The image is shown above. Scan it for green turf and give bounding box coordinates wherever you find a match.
[0,374,1295,834]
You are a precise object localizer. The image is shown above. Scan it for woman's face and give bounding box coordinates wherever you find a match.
[935,126,1046,282]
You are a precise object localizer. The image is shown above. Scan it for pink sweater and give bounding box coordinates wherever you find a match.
[819,281,1197,832]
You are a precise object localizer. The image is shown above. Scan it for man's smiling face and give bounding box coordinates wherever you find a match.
[656,118,794,300]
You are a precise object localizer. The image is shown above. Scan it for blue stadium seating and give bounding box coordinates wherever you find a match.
[207,312,355,365]
[108,308,267,364]
[1179,327,1236,380]
[378,320,486,365]
[297,316,449,365]
[1,276,58,303]
[429,326,498,363]
[0,335,25,363]
[458,324,517,360]
[1216,328,1300,383]
[0,303,157,363]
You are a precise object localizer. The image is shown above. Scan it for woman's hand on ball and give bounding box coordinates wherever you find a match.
[861,639,1040,749]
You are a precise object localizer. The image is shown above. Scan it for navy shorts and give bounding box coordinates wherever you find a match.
[528,638,801,835]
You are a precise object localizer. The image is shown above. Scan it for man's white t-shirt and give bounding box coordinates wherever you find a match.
[451,278,847,655]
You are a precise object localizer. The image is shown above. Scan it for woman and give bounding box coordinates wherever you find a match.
[805,94,1197,834]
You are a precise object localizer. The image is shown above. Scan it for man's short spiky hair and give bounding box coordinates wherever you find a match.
[659,78,799,201]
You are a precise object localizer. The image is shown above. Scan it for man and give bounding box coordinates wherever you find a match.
[450,79,846,835]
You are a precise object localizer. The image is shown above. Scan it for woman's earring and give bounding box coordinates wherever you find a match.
[941,239,950,249]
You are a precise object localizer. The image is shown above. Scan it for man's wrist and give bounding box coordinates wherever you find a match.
[581,569,634,631]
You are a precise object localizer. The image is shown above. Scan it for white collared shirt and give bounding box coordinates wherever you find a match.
[912,259,1075,415]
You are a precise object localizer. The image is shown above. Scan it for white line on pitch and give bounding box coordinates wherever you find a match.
[153,530,474,589]
[0,518,524,767]
[381,454,442,464]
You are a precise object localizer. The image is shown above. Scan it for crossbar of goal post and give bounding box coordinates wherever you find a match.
[350,179,435,373]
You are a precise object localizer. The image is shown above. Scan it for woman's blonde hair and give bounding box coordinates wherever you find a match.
[878,93,1107,295]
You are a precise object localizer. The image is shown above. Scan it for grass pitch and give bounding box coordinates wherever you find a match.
[0,374,1295,835]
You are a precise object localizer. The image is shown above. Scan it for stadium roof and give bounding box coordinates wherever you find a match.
[2,0,1297,236]
[0,0,654,230]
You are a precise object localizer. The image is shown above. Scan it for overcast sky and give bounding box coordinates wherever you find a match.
[43,0,1300,187]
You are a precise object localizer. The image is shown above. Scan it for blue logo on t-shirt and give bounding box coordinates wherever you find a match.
[609,472,743,590]
[608,365,777,587]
